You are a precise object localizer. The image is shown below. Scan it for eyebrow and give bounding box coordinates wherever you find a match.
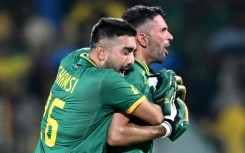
[161,27,167,31]
[124,47,136,52]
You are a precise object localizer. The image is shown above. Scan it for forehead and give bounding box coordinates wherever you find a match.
[113,35,136,49]
[147,15,167,29]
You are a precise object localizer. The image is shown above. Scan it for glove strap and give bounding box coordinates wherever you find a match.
[161,121,172,138]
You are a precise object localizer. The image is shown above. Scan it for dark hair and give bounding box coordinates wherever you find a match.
[90,17,136,49]
[122,5,166,29]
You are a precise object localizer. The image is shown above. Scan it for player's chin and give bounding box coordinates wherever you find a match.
[155,54,165,63]
[155,58,164,64]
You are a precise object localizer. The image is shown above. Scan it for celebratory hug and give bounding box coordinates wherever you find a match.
[34,5,189,153]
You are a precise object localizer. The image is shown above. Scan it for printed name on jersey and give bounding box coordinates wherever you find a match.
[55,66,79,93]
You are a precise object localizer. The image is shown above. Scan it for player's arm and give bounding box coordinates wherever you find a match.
[102,71,164,125]
[108,97,188,146]
[107,104,166,146]
[151,69,189,141]
[128,97,164,125]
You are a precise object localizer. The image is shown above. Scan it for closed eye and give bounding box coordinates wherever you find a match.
[161,28,167,32]
[124,47,136,55]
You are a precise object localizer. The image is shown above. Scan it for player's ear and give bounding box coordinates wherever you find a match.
[96,45,106,61]
[137,33,148,48]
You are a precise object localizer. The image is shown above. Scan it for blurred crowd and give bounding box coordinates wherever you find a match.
[0,0,244,153]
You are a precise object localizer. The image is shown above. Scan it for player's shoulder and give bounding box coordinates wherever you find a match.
[77,67,123,83]
[70,47,90,55]
[74,47,90,54]
[125,63,146,80]
[63,47,90,60]
[103,69,123,80]
[130,63,143,74]
[98,69,125,85]
[59,48,90,67]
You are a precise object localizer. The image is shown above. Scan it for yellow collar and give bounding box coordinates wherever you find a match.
[135,58,150,74]
[80,53,99,68]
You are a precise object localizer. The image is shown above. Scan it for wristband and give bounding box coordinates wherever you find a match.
[161,121,172,138]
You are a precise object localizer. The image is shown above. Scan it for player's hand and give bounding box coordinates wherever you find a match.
[170,75,188,141]
[176,84,186,101]
[150,69,176,115]
[151,69,176,104]
[169,98,189,141]
[161,97,189,141]
[147,74,158,92]
[174,76,186,101]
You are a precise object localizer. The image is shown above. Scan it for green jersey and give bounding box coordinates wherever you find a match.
[107,59,155,153]
[34,48,146,153]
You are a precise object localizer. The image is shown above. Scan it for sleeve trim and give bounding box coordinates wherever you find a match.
[126,96,146,114]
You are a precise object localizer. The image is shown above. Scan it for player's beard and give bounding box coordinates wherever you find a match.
[149,35,166,63]
[103,57,120,72]
[148,38,165,63]
[103,56,133,76]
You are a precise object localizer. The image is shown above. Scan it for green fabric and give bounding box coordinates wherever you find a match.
[152,69,176,115]
[107,59,154,153]
[34,48,145,153]
[153,69,175,102]
[169,98,189,141]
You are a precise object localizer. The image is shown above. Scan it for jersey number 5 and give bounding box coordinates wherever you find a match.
[42,93,65,147]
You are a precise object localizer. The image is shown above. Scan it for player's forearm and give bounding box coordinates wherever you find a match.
[107,123,165,146]
[131,100,163,125]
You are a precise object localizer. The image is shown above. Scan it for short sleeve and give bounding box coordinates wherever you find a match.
[101,70,146,114]
[125,67,146,92]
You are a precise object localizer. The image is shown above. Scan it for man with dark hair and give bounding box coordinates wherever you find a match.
[107,5,189,153]
[34,17,167,153]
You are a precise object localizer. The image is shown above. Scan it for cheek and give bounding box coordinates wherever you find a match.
[122,56,127,63]
[115,54,122,62]
[152,36,162,45]
[157,34,166,41]
[121,56,130,65]
[159,36,166,43]
[113,54,124,65]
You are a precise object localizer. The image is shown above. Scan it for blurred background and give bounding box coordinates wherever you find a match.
[0,0,244,153]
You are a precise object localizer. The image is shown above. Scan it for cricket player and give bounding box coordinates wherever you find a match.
[107,5,189,153]
[34,17,168,153]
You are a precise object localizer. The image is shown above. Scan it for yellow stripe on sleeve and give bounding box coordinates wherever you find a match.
[127,96,146,114]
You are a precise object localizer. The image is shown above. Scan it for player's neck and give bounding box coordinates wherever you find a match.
[135,54,150,67]
[87,53,102,69]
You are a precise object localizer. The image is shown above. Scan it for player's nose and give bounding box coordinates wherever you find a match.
[128,53,135,65]
[167,31,173,41]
